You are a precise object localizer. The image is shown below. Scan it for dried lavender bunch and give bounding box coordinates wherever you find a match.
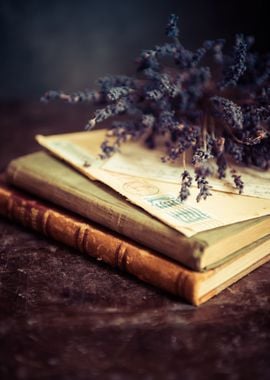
[43,14,270,201]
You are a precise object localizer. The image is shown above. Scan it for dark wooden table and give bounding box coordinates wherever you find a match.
[0,102,269,380]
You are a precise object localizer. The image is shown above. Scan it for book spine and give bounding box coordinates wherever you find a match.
[6,158,205,271]
[0,185,199,305]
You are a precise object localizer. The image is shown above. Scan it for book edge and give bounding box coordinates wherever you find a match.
[6,155,204,270]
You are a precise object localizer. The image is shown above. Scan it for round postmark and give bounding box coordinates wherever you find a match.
[123,180,159,196]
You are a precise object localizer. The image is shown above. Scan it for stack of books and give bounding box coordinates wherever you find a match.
[1,132,270,305]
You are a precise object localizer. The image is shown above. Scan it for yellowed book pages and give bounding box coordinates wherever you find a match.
[36,130,270,237]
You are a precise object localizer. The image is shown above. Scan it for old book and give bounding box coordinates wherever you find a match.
[0,180,269,306]
[6,151,270,271]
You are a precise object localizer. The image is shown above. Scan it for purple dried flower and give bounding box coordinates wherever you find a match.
[166,14,180,41]
[195,175,213,202]
[192,149,213,165]
[145,88,164,101]
[141,114,155,129]
[211,96,243,131]
[98,75,135,91]
[86,97,131,129]
[213,39,226,63]
[106,87,133,102]
[231,169,244,194]
[41,90,68,102]
[220,34,248,88]
[99,140,119,159]
[42,14,270,202]
[179,170,193,202]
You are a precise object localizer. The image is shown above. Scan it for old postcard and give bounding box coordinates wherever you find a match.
[36,130,270,237]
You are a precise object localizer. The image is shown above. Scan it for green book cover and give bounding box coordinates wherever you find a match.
[6,151,270,271]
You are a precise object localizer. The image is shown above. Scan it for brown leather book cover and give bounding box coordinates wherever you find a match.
[0,180,269,305]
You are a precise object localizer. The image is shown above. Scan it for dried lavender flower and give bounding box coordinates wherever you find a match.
[220,34,248,89]
[211,96,243,131]
[166,14,180,41]
[179,170,192,202]
[42,14,270,202]
[231,169,244,194]
[195,175,213,202]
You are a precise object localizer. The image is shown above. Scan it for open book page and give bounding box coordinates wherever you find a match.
[36,130,270,237]
[101,143,270,200]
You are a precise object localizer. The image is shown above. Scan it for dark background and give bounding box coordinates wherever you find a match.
[1,3,270,379]
[1,0,269,100]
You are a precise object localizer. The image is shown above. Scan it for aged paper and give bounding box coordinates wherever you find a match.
[36,130,270,237]
[99,139,270,200]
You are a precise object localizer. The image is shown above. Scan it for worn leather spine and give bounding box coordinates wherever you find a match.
[0,183,200,305]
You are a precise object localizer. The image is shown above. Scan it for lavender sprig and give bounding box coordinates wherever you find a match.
[231,169,244,194]
[195,175,213,202]
[179,170,192,202]
[41,89,102,104]
[220,34,248,89]
[166,14,180,41]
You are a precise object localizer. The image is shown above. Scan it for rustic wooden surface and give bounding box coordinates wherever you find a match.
[0,102,270,380]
